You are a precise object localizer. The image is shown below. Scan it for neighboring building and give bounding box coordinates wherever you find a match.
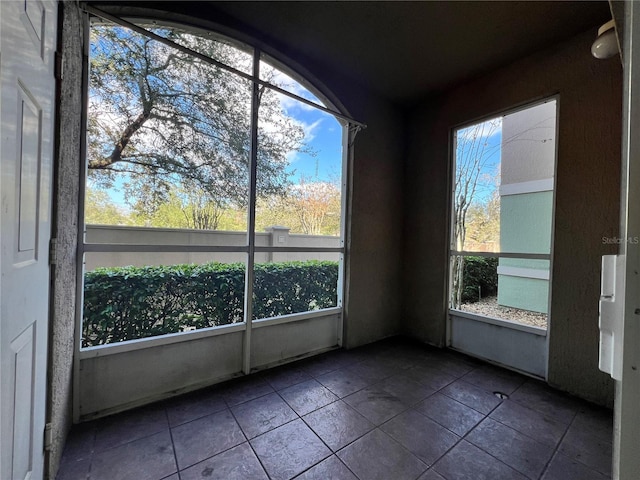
[498,101,556,314]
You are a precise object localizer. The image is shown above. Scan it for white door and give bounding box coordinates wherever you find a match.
[0,1,57,479]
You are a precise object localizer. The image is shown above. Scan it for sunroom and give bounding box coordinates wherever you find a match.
[1,1,639,479]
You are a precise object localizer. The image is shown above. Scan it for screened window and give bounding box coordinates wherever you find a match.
[81,19,347,347]
[449,100,557,329]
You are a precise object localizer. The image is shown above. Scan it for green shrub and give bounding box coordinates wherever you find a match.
[82,260,338,347]
[462,256,498,303]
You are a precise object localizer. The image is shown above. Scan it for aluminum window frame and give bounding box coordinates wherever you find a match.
[76,10,356,361]
[447,97,560,335]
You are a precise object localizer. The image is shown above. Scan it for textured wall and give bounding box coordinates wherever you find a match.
[338,89,405,347]
[47,2,83,477]
[404,30,622,406]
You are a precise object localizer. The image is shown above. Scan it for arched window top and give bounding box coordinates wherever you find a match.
[85,5,364,128]
[81,4,353,349]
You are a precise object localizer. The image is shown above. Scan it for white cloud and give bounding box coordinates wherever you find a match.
[286,118,323,163]
[264,66,326,112]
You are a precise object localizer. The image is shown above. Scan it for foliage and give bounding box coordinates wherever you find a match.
[84,187,132,225]
[82,260,338,347]
[88,24,306,218]
[465,192,500,251]
[461,256,498,303]
[255,178,341,235]
[450,119,501,308]
[288,178,341,235]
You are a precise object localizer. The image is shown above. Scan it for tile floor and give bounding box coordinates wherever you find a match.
[57,337,613,480]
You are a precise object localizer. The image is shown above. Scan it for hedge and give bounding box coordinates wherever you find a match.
[462,256,498,303]
[82,260,338,347]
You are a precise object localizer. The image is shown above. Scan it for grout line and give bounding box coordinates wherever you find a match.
[71,340,612,480]
[164,407,181,479]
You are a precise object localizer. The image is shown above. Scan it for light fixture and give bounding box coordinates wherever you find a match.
[591,19,618,59]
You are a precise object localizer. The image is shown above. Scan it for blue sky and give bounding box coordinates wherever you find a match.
[279,99,343,183]
[89,26,344,209]
[455,118,502,204]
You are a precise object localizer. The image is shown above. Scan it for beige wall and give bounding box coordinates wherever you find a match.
[84,225,341,270]
[319,75,405,348]
[404,30,622,406]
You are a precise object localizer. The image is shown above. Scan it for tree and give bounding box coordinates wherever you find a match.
[254,176,341,235]
[288,178,341,235]
[88,24,307,220]
[84,187,131,225]
[451,119,501,308]
[465,187,500,251]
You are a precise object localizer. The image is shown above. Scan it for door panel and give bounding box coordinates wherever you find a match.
[1,1,57,479]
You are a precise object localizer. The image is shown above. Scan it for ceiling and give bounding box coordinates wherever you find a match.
[99,1,612,104]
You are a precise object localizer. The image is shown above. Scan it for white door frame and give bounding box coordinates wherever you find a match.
[613,2,640,478]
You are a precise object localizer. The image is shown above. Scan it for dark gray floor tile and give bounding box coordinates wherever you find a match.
[295,455,358,480]
[490,400,568,448]
[428,354,477,378]
[433,440,528,480]
[179,442,268,480]
[559,422,612,476]
[510,379,580,424]
[542,452,609,480]
[403,364,457,391]
[280,379,339,416]
[221,376,275,406]
[58,421,97,463]
[376,374,436,405]
[55,457,91,480]
[303,400,374,451]
[165,388,227,427]
[415,392,484,436]
[337,429,427,480]
[263,365,313,391]
[343,359,398,384]
[339,346,373,363]
[572,404,614,442]
[316,368,370,397]
[417,469,447,480]
[467,418,554,479]
[462,365,526,395]
[299,351,351,377]
[231,391,297,439]
[371,350,417,371]
[93,404,168,452]
[90,430,176,480]
[343,386,409,425]
[251,419,331,480]
[381,409,459,466]
[441,379,502,414]
[57,340,617,480]
[171,409,245,470]
[380,344,430,367]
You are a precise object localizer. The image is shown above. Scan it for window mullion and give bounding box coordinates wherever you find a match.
[242,48,261,375]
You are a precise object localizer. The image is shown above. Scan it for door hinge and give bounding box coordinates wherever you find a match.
[44,423,53,452]
[49,238,57,266]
